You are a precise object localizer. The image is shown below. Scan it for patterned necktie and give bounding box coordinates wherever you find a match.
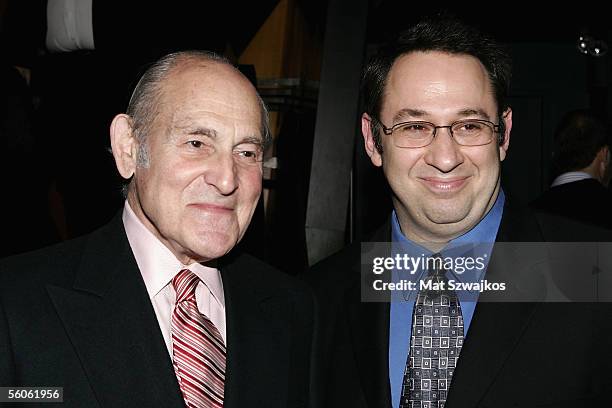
[172,269,226,408]
[400,255,464,408]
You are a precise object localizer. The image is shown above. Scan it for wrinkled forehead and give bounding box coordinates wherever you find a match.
[156,61,263,130]
[165,61,259,106]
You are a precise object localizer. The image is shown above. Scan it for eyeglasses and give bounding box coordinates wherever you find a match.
[372,117,502,148]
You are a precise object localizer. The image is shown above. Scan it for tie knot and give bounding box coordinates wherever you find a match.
[172,269,199,303]
[427,254,446,278]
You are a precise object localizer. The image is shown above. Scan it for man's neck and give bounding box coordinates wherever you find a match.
[396,222,467,252]
[394,188,504,249]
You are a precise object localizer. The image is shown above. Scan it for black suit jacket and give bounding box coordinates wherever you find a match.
[0,214,313,408]
[305,203,612,407]
[530,178,612,229]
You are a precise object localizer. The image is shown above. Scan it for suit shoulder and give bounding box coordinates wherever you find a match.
[0,214,125,292]
[0,235,88,290]
[226,252,313,295]
[227,253,315,323]
[303,220,390,286]
[302,241,362,291]
[533,211,612,242]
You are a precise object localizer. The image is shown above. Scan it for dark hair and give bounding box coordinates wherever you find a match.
[361,14,512,152]
[552,109,609,174]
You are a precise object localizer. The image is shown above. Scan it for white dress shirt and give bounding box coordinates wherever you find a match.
[122,201,226,357]
[551,171,593,187]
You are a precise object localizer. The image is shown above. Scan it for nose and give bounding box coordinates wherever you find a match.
[422,127,464,173]
[204,151,239,195]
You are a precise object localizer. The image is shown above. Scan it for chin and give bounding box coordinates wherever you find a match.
[424,203,472,224]
[191,231,238,260]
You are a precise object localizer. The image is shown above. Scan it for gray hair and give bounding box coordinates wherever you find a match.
[128,50,271,162]
[120,50,271,196]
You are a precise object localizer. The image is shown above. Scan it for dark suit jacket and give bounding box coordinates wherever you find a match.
[530,178,612,229]
[0,214,313,408]
[305,202,612,407]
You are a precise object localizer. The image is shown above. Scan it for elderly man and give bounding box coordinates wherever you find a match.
[0,51,312,408]
[306,16,612,408]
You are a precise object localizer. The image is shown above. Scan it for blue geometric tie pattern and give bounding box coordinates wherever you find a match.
[400,255,464,408]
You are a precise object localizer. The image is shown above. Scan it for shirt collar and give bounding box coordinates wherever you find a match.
[551,171,593,187]
[122,201,225,305]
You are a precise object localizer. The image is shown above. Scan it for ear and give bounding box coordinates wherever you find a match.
[362,113,383,167]
[600,145,612,186]
[598,145,609,162]
[597,145,610,175]
[498,107,512,162]
[110,114,138,179]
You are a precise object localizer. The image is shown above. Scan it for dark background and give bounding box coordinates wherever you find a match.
[1,0,610,269]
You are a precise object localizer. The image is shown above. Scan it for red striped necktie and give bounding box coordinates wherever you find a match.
[172,269,226,408]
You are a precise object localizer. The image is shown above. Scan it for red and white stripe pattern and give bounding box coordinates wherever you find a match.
[172,269,226,408]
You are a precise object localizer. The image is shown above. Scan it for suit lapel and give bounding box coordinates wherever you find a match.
[349,288,392,408]
[446,301,539,407]
[220,253,295,408]
[348,222,393,407]
[446,201,544,407]
[46,215,185,408]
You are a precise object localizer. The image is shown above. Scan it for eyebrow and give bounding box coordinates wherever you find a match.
[173,122,263,146]
[236,136,264,146]
[455,108,492,120]
[391,108,493,123]
[171,117,263,144]
[392,108,427,123]
[185,126,217,139]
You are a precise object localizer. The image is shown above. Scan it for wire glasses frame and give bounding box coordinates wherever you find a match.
[371,116,503,148]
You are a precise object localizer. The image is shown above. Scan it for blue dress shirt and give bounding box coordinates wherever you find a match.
[389,190,505,408]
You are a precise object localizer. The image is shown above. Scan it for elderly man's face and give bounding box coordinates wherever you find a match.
[115,61,263,264]
[363,51,512,243]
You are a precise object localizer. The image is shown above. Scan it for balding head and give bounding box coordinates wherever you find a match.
[126,51,270,167]
[110,50,268,264]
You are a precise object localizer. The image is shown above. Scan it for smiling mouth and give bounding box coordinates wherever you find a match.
[188,203,234,212]
[418,177,470,194]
